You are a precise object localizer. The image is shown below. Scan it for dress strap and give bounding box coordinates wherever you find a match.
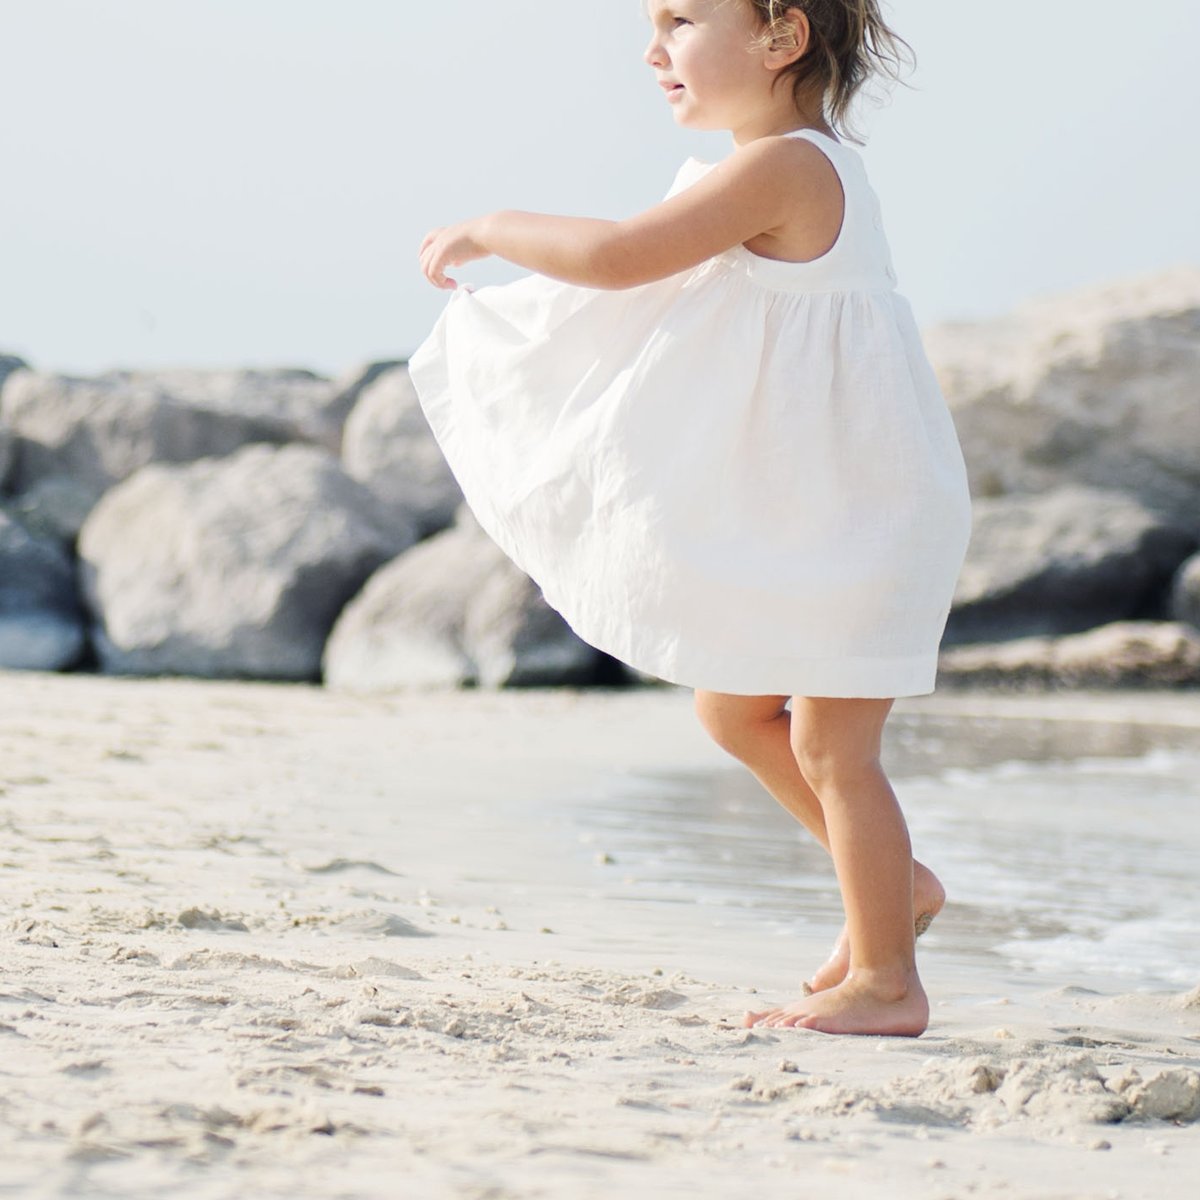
[719,127,896,292]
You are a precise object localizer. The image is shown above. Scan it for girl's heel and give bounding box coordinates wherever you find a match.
[800,910,938,996]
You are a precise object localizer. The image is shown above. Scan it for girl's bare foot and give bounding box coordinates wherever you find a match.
[743,970,929,1037]
[805,863,945,994]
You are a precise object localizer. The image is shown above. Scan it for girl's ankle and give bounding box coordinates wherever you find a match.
[844,964,921,1001]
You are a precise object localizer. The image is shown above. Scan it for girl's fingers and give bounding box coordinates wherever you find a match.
[424,256,455,290]
[418,241,443,287]
[418,229,463,290]
[418,233,441,282]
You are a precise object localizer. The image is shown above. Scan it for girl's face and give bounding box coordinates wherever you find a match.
[643,0,777,132]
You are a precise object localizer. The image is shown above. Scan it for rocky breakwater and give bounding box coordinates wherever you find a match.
[4,263,1200,692]
[929,265,1200,689]
[0,359,612,687]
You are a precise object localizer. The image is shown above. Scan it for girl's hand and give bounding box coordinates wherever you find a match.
[419,217,490,290]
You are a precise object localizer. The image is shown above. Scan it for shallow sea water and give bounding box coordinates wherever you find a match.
[557,710,1200,994]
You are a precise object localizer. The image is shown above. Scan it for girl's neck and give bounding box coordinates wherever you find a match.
[730,94,836,147]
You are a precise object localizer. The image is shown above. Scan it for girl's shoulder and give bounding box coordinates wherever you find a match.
[671,130,862,196]
[667,132,894,291]
[667,132,861,269]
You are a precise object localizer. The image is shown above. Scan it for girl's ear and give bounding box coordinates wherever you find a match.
[763,7,810,71]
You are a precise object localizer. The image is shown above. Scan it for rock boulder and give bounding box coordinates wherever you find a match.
[77,443,416,679]
[1,367,344,539]
[324,505,599,691]
[926,266,1200,532]
[0,353,27,399]
[341,365,462,538]
[326,359,407,446]
[1170,553,1200,631]
[0,422,11,493]
[937,621,1200,691]
[0,507,86,671]
[946,486,1196,644]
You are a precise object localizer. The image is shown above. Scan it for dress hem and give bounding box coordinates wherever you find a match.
[545,585,940,699]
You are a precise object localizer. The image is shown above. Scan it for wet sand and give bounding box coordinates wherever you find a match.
[2,670,1198,1199]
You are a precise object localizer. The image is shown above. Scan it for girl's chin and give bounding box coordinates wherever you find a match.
[674,114,721,132]
[668,100,725,131]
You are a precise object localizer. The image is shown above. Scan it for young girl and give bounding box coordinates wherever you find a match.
[409,0,972,1037]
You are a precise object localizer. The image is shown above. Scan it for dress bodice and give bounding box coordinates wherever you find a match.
[669,128,900,295]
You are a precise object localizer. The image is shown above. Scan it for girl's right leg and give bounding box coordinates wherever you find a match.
[744,694,928,1034]
[692,689,944,991]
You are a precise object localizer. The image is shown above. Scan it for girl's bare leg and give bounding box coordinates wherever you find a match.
[742,695,928,1035]
[692,691,944,992]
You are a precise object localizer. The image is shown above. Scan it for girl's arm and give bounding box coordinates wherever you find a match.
[419,135,838,292]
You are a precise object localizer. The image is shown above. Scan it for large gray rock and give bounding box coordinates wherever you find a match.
[77,443,417,680]
[0,422,11,493]
[926,266,1200,531]
[1,367,343,538]
[0,507,86,670]
[0,353,28,399]
[341,365,462,538]
[327,359,406,445]
[937,621,1200,691]
[4,477,95,548]
[0,353,25,491]
[96,367,345,449]
[324,506,599,691]
[1170,553,1200,630]
[946,486,1196,644]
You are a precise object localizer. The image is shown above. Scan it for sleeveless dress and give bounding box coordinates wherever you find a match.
[407,128,973,697]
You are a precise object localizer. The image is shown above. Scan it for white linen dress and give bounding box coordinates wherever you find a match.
[407,128,972,697]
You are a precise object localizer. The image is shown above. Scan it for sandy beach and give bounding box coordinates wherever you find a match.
[2,670,1199,1199]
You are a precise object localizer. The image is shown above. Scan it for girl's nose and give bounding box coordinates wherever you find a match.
[643,37,667,68]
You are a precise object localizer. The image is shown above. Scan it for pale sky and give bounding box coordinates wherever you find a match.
[2,1,1197,377]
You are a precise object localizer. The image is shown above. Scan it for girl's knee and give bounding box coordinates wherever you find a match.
[788,696,893,787]
[692,689,744,752]
[791,738,872,790]
[693,689,786,755]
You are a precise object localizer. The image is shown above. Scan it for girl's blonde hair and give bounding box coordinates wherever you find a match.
[740,1,915,145]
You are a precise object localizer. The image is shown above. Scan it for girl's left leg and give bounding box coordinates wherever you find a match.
[743,695,929,1036]
[693,689,944,992]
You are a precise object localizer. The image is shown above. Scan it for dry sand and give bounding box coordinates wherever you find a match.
[1,670,1198,1199]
